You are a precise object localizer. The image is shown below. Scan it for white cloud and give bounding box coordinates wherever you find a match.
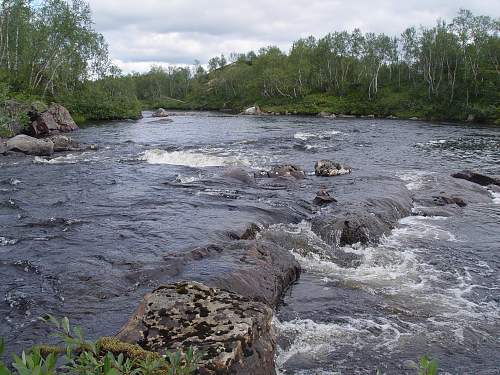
[87,0,500,73]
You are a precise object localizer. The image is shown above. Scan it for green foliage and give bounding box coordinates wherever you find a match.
[0,316,201,375]
[418,355,439,375]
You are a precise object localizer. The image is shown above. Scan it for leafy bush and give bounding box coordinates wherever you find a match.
[0,316,201,375]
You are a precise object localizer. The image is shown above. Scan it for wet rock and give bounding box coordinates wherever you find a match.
[242,106,262,115]
[315,160,352,177]
[313,187,337,206]
[386,115,398,119]
[240,223,261,240]
[432,195,467,207]
[311,192,413,248]
[452,170,500,187]
[409,117,419,120]
[338,114,356,118]
[256,165,305,180]
[6,135,54,156]
[152,108,169,117]
[117,282,276,375]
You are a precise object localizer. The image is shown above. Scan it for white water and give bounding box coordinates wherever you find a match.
[294,130,342,141]
[273,216,499,372]
[141,149,248,167]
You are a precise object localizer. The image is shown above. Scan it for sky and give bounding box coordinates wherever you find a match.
[86,0,499,73]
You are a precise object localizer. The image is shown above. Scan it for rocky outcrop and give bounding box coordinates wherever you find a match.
[315,160,352,177]
[255,165,305,180]
[431,195,467,207]
[152,108,169,118]
[28,103,78,137]
[117,282,276,375]
[452,170,500,187]
[6,135,54,156]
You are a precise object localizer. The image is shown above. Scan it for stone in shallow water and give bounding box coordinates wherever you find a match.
[117,281,276,375]
[314,159,352,177]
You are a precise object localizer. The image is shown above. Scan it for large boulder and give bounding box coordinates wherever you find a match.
[6,134,53,156]
[452,170,500,187]
[315,160,352,177]
[152,108,169,118]
[117,282,276,375]
[28,103,78,137]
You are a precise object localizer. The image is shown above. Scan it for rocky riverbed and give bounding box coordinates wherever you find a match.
[1,111,499,374]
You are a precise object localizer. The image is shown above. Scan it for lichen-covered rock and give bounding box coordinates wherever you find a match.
[314,160,352,177]
[6,134,54,156]
[152,108,169,117]
[117,282,276,375]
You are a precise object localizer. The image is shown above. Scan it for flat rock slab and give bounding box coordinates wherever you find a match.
[117,281,275,375]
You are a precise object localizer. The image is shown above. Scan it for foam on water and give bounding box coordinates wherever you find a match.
[33,153,99,165]
[294,130,342,141]
[397,170,436,191]
[489,190,500,204]
[0,237,17,246]
[141,149,249,167]
[273,216,498,371]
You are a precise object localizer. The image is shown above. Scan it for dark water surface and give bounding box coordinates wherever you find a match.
[1,112,499,374]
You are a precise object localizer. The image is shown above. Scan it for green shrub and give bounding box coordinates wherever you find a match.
[0,316,201,375]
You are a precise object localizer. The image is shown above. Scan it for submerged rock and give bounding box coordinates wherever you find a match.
[452,170,500,187]
[315,160,352,177]
[152,108,169,117]
[223,167,255,185]
[6,135,54,156]
[117,282,276,375]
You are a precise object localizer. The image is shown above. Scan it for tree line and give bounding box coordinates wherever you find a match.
[132,9,499,123]
[1,2,499,126]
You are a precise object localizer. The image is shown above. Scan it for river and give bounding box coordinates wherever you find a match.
[1,112,499,374]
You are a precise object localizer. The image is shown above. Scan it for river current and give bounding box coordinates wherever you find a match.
[1,112,499,374]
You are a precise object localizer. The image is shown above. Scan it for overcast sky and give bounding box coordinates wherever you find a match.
[87,0,499,73]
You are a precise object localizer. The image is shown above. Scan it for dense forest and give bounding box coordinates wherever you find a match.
[0,0,499,136]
